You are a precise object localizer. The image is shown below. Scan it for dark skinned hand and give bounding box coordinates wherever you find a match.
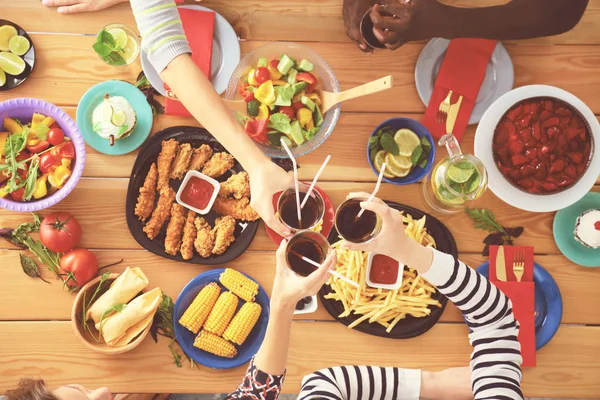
[343,0,377,52]
[370,0,431,50]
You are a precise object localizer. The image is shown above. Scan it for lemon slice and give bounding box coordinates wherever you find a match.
[0,67,5,87]
[119,35,138,63]
[0,52,25,76]
[373,150,395,179]
[9,36,30,56]
[0,26,18,51]
[386,160,410,178]
[386,152,413,169]
[111,109,127,127]
[394,128,420,157]
[108,28,128,49]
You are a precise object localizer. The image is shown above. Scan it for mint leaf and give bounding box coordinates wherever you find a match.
[93,42,112,58]
[418,157,428,169]
[370,147,378,163]
[98,29,116,48]
[368,135,380,149]
[411,145,423,165]
[380,132,399,155]
[268,113,292,134]
[421,136,432,150]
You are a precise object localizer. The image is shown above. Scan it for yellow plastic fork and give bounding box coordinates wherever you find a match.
[513,249,525,282]
[437,90,453,124]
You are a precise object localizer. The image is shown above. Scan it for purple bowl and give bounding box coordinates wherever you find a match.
[0,98,85,212]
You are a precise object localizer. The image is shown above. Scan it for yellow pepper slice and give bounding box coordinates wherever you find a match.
[307,93,322,105]
[48,164,71,189]
[247,68,258,86]
[256,104,269,120]
[254,80,276,105]
[0,186,8,198]
[27,139,40,147]
[296,108,314,129]
[3,118,22,134]
[32,175,48,199]
[267,64,283,80]
[272,80,288,86]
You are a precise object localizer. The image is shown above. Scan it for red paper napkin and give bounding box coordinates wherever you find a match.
[422,39,497,141]
[489,245,536,367]
[164,8,215,116]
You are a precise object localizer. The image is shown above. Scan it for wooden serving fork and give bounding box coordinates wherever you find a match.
[513,249,525,282]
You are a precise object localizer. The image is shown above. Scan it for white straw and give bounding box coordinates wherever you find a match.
[301,155,331,209]
[356,162,386,219]
[299,255,360,288]
[281,138,302,225]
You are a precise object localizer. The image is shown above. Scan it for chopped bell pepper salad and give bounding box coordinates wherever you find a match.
[0,113,76,202]
[238,54,325,147]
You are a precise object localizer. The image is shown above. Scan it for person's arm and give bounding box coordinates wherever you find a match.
[369,0,589,50]
[129,0,293,236]
[42,0,129,14]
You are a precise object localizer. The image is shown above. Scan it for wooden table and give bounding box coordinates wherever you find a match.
[1,1,599,398]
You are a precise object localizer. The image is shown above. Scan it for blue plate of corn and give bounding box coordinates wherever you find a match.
[174,268,270,369]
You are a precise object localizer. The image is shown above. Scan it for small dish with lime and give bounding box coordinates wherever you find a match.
[367,118,435,185]
[0,20,35,91]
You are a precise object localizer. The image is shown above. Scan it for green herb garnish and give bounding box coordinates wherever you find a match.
[465,208,524,256]
[92,29,126,66]
[20,254,50,284]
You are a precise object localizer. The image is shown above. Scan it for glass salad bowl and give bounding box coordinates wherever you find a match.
[226,42,341,158]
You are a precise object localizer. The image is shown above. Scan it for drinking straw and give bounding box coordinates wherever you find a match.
[281,138,302,225]
[356,162,386,219]
[292,250,360,288]
[301,155,331,209]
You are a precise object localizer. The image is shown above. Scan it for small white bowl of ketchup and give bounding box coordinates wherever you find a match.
[176,170,221,215]
[366,253,403,290]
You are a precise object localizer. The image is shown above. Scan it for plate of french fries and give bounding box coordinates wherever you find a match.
[319,202,457,338]
[174,268,270,369]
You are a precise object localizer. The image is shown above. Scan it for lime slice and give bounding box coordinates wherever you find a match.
[386,152,413,169]
[465,170,481,194]
[118,34,138,64]
[111,109,127,127]
[386,160,410,178]
[447,163,474,184]
[0,67,5,87]
[0,52,25,76]
[374,150,394,179]
[9,35,30,56]
[0,26,18,52]
[108,28,128,49]
[394,128,420,157]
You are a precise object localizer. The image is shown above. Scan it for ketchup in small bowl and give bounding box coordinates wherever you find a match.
[366,253,402,290]
[176,171,220,215]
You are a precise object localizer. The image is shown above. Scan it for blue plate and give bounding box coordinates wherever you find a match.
[76,80,153,155]
[476,262,562,350]
[553,192,600,267]
[174,269,270,369]
[366,118,436,185]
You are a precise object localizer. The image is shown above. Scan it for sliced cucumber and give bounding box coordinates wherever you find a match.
[257,57,268,68]
[288,120,305,145]
[300,95,316,112]
[298,59,314,72]
[277,54,295,75]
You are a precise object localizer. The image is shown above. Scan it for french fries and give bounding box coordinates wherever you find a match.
[325,212,441,333]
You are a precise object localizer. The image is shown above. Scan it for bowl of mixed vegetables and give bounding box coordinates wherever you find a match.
[226,42,340,158]
[0,98,85,211]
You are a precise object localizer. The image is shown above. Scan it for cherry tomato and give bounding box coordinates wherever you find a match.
[278,106,295,120]
[40,212,82,253]
[60,249,98,289]
[254,67,271,85]
[27,140,50,154]
[52,142,75,159]
[39,153,59,174]
[10,187,25,202]
[270,59,280,69]
[48,128,65,146]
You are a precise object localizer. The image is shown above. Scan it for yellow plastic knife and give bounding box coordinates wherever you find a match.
[496,245,507,281]
[445,94,463,134]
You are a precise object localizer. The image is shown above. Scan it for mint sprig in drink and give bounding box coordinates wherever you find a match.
[93,24,140,66]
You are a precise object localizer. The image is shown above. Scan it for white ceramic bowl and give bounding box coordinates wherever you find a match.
[474,85,600,212]
[176,170,220,215]
[293,294,318,315]
[366,253,403,291]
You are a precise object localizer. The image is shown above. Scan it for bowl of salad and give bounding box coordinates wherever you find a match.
[0,98,85,211]
[226,42,340,158]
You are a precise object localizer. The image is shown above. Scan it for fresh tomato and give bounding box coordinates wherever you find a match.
[27,140,50,154]
[48,128,65,146]
[278,106,295,120]
[60,249,98,289]
[296,72,318,93]
[244,119,268,143]
[292,102,305,112]
[10,187,25,202]
[39,153,59,174]
[15,150,31,162]
[254,67,271,85]
[239,82,255,102]
[270,59,280,69]
[52,142,75,159]
[40,212,82,253]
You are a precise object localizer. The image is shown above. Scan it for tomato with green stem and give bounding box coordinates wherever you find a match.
[60,249,98,290]
[40,212,82,253]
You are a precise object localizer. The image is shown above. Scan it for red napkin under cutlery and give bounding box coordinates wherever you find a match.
[163,8,215,116]
[422,38,497,142]
[489,245,536,367]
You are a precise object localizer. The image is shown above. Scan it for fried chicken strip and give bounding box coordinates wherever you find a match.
[188,144,213,171]
[219,171,250,200]
[135,163,158,221]
[212,196,260,221]
[157,139,179,191]
[165,203,186,256]
[194,217,215,258]
[143,187,176,240]
[202,152,235,178]
[212,216,236,255]
[180,210,197,261]
[170,143,193,179]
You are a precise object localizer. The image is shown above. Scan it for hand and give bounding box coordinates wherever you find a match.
[271,239,337,311]
[343,0,376,52]
[248,161,295,237]
[370,0,424,50]
[41,0,127,14]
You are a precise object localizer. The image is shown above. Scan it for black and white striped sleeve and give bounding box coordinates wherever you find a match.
[298,249,523,400]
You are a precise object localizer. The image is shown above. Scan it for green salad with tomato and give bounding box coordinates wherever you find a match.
[238,54,324,147]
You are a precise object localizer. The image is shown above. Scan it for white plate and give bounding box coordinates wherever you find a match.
[474,85,600,213]
[415,38,514,125]
[140,5,240,95]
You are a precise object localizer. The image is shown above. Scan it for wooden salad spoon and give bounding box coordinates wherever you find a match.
[318,75,393,114]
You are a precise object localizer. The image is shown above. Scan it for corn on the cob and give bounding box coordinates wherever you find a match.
[219,268,259,302]
[194,330,237,358]
[178,282,221,334]
[223,302,262,345]
[204,291,238,335]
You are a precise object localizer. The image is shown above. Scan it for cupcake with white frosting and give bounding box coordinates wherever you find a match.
[574,209,600,249]
[92,94,137,146]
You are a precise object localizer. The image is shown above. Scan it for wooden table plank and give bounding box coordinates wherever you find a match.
[1,180,597,253]
[1,249,599,325]
[3,0,600,45]
[0,321,598,398]
[4,37,600,114]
